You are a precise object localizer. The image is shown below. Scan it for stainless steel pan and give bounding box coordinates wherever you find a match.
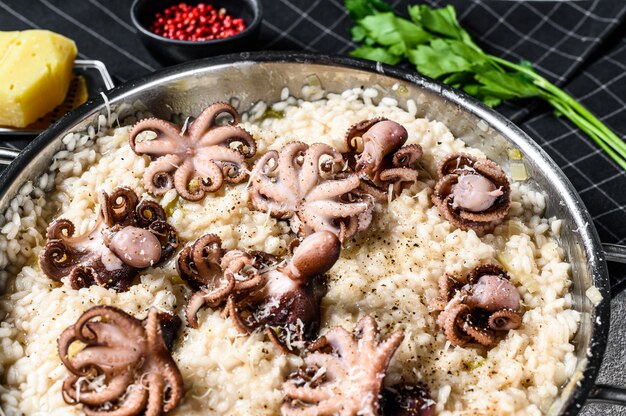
[1,52,626,415]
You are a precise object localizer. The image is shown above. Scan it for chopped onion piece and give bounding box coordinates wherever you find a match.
[466,357,486,370]
[394,84,409,95]
[259,109,284,121]
[540,242,559,259]
[518,274,539,294]
[497,252,513,269]
[508,148,523,160]
[506,220,523,238]
[304,74,322,88]
[586,286,603,306]
[510,163,528,181]
[477,120,489,132]
[497,251,538,293]
[301,75,324,100]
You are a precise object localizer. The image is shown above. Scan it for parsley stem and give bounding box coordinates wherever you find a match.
[489,55,626,168]
[547,97,626,170]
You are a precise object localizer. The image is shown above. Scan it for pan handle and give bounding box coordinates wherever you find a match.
[588,384,626,405]
[0,147,20,166]
[604,243,626,264]
[603,243,626,297]
[585,244,626,406]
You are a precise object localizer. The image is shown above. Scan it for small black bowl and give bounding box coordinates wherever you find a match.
[130,0,263,65]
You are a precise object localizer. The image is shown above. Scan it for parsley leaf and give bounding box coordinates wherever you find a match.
[408,5,476,48]
[345,0,392,20]
[358,13,429,55]
[408,42,470,78]
[351,46,403,65]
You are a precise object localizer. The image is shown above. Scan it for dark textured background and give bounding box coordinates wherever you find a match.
[1,0,626,414]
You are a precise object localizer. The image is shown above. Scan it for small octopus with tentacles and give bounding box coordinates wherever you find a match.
[178,231,341,353]
[39,187,178,291]
[130,102,257,201]
[429,264,523,347]
[344,118,423,201]
[281,315,417,415]
[432,153,511,235]
[248,141,373,242]
[57,306,184,416]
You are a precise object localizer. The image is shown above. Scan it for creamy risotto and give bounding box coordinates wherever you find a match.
[0,87,578,416]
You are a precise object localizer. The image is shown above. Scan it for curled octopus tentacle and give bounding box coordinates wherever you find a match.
[178,234,238,328]
[432,152,511,234]
[430,264,523,347]
[489,309,523,331]
[441,303,473,346]
[81,386,148,416]
[144,309,184,412]
[103,188,140,226]
[299,143,343,196]
[62,372,135,406]
[197,125,256,157]
[129,118,183,155]
[141,154,181,195]
[392,144,423,167]
[173,159,209,201]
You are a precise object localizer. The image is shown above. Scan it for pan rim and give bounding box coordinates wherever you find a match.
[0,51,610,415]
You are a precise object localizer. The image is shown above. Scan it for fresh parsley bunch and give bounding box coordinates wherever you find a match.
[346,0,626,170]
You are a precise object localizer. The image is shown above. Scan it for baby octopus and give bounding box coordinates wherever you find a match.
[130,102,256,201]
[429,264,523,347]
[281,315,407,415]
[39,187,178,291]
[344,118,423,201]
[432,153,510,235]
[178,231,341,352]
[57,306,184,416]
[381,384,436,416]
[249,142,373,241]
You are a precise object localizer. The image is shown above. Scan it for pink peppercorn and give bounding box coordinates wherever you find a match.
[149,3,247,41]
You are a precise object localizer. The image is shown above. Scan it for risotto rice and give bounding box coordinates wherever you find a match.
[0,87,578,415]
